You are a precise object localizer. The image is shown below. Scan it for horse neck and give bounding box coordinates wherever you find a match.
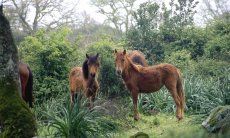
[122,56,137,79]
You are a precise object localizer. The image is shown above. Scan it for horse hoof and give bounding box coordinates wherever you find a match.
[177,116,183,121]
[134,115,140,121]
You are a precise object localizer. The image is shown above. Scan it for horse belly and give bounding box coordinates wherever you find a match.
[137,75,163,93]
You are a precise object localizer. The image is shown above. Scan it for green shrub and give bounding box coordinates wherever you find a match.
[19,28,73,80]
[164,27,207,59]
[164,49,196,73]
[34,77,69,104]
[204,35,230,62]
[194,59,229,79]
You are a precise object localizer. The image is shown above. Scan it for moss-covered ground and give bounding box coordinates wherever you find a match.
[113,113,230,138]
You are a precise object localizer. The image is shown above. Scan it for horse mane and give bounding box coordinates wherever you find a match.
[125,56,142,72]
[128,50,148,67]
[82,59,89,79]
[132,56,145,66]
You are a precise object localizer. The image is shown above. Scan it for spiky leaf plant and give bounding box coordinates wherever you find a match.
[43,95,117,138]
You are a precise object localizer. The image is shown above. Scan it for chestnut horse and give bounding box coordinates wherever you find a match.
[69,53,100,107]
[114,50,185,121]
[19,62,33,108]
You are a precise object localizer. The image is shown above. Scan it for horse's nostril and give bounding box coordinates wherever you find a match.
[116,70,121,75]
[91,73,95,77]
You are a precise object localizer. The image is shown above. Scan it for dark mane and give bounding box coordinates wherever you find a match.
[132,56,145,66]
[82,59,89,79]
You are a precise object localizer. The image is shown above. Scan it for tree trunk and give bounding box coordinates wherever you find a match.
[0,5,36,137]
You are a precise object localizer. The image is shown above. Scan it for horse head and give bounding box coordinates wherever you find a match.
[83,53,100,80]
[114,49,141,75]
[114,49,129,75]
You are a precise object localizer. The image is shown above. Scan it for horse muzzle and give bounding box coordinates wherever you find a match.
[90,73,96,78]
[116,70,122,76]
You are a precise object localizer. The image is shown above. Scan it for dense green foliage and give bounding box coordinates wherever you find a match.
[19,28,73,103]
[13,0,229,137]
[127,2,164,63]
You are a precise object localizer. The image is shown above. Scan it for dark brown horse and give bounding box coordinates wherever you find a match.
[19,62,33,108]
[69,53,100,107]
[114,50,185,121]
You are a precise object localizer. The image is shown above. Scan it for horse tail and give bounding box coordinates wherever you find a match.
[176,69,185,113]
[26,66,33,108]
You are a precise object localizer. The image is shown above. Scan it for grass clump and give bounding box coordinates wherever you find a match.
[37,94,118,137]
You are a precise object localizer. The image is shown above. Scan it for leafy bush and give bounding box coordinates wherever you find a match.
[19,28,73,80]
[19,28,74,102]
[205,35,230,62]
[194,59,229,79]
[126,2,164,63]
[164,27,207,59]
[34,77,69,104]
[164,49,196,73]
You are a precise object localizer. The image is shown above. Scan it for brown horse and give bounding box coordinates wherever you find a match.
[114,50,185,121]
[69,53,100,107]
[19,62,33,108]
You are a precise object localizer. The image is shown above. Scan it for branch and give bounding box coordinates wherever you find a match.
[11,0,33,33]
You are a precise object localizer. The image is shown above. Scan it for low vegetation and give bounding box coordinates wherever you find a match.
[1,0,229,137]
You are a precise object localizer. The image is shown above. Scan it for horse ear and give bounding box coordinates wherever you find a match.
[114,49,117,54]
[123,49,126,55]
[86,54,89,59]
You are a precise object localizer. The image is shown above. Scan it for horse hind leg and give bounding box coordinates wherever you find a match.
[166,84,182,121]
[26,68,33,108]
[131,89,140,121]
[29,100,33,108]
[177,78,185,119]
[171,89,182,120]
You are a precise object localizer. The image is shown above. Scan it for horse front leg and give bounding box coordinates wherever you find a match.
[21,81,26,101]
[89,96,95,109]
[131,89,140,121]
[70,91,75,106]
[89,83,99,109]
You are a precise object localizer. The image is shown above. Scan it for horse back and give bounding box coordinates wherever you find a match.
[129,63,180,92]
[19,62,33,107]
[19,62,29,80]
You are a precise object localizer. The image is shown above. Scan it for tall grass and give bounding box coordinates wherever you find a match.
[36,94,118,137]
[135,74,229,115]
